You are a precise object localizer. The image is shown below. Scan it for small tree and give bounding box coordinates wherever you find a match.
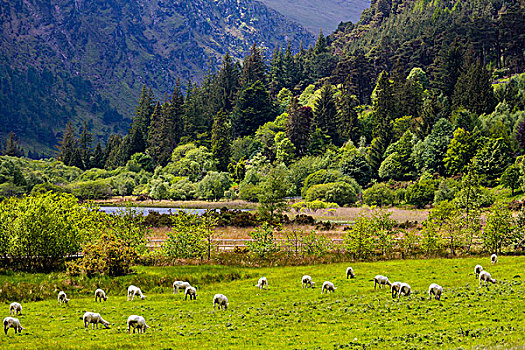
[420,219,442,256]
[165,211,207,259]
[370,208,397,256]
[344,214,374,259]
[258,164,291,222]
[247,222,279,258]
[500,164,521,195]
[483,204,514,254]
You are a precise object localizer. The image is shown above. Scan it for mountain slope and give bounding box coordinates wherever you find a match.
[0,0,314,155]
[260,0,370,34]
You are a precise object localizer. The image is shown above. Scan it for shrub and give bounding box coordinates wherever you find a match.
[247,222,279,258]
[239,183,261,202]
[405,173,437,208]
[362,183,394,206]
[69,179,114,200]
[305,182,357,206]
[344,215,374,259]
[195,171,231,200]
[483,204,515,254]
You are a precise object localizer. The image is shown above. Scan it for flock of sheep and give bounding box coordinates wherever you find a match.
[3,254,500,335]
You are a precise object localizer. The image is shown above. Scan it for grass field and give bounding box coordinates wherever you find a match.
[1,257,524,349]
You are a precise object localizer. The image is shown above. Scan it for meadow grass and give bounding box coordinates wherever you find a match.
[1,256,524,349]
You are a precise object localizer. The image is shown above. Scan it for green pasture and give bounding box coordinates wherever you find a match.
[1,256,524,349]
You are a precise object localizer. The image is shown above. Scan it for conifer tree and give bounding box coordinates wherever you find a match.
[4,132,23,157]
[372,71,396,143]
[313,84,339,144]
[286,98,312,156]
[313,29,328,55]
[146,102,164,163]
[78,120,93,169]
[240,44,267,88]
[58,122,76,166]
[211,109,231,172]
[337,88,359,144]
[269,46,284,94]
[127,85,154,157]
[433,41,464,98]
[453,60,497,115]
[232,81,274,138]
[282,42,298,89]
[91,142,105,169]
[216,53,241,113]
[104,134,123,169]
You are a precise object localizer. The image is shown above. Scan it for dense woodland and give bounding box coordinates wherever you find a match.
[1,0,525,214]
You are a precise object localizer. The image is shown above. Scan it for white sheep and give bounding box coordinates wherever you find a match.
[173,281,191,294]
[321,281,336,294]
[346,267,355,279]
[301,275,315,288]
[474,264,483,278]
[83,312,110,330]
[127,315,149,334]
[213,294,228,311]
[184,286,197,300]
[428,283,443,301]
[3,317,24,334]
[491,254,498,264]
[374,275,392,289]
[94,288,107,302]
[127,285,146,301]
[479,270,496,287]
[399,283,411,298]
[391,281,402,298]
[9,302,22,316]
[255,277,268,290]
[58,291,70,304]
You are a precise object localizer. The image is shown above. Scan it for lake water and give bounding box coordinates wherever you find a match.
[98,206,249,216]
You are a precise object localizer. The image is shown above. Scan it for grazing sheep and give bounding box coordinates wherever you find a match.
[255,277,268,290]
[474,265,483,278]
[428,283,443,301]
[213,294,228,311]
[374,275,392,289]
[94,288,107,302]
[346,267,355,279]
[9,302,22,316]
[301,275,315,288]
[83,312,110,330]
[127,315,149,334]
[3,317,24,334]
[479,270,496,287]
[184,286,197,300]
[391,281,402,298]
[321,281,336,294]
[58,291,70,304]
[491,254,498,264]
[127,285,146,301]
[173,281,191,294]
[399,283,411,298]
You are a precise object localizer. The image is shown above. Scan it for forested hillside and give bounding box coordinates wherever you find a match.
[1,0,524,216]
[0,0,314,155]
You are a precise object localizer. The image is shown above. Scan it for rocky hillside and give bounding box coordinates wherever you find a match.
[0,0,314,155]
[260,0,370,34]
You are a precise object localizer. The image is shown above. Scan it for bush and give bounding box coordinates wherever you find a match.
[362,183,394,206]
[305,182,357,206]
[69,179,113,200]
[405,173,437,208]
[195,172,231,200]
[239,183,261,202]
[247,222,279,258]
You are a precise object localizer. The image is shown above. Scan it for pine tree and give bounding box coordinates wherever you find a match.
[58,122,77,166]
[232,81,274,138]
[269,46,284,95]
[4,132,23,157]
[146,102,164,163]
[433,41,465,98]
[453,60,497,115]
[286,98,312,156]
[372,71,396,143]
[91,142,105,169]
[78,120,93,169]
[127,85,155,157]
[240,44,267,88]
[104,134,123,169]
[216,53,241,113]
[211,109,231,172]
[313,29,328,55]
[282,43,298,89]
[313,84,339,144]
[337,89,359,144]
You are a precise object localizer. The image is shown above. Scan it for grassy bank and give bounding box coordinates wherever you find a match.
[1,256,524,349]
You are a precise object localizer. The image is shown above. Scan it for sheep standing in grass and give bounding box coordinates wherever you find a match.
[255,277,268,290]
[374,275,392,289]
[3,317,24,334]
[321,281,336,294]
[184,286,197,300]
[474,265,483,278]
[173,281,191,294]
[479,270,496,287]
[428,283,443,300]
[301,275,315,288]
[127,285,146,301]
[346,267,355,279]
[491,254,498,264]
[399,283,411,298]
[94,288,107,302]
[127,315,149,334]
[213,294,228,311]
[83,312,110,330]
[9,303,22,316]
[58,291,70,304]
[391,282,402,298]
